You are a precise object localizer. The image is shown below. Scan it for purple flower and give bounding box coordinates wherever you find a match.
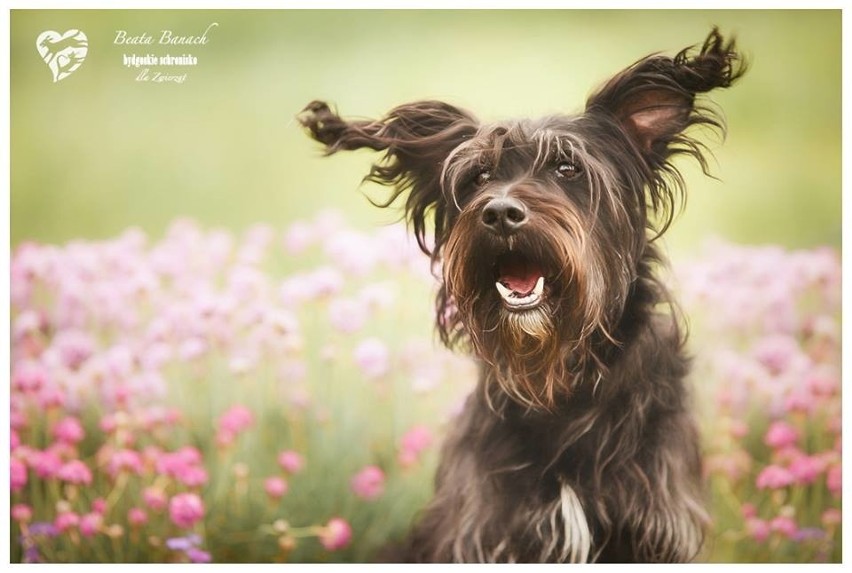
[166,533,202,551]
[186,547,212,563]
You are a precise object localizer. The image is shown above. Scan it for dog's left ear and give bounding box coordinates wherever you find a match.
[585,28,746,167]
[299,100,479,256]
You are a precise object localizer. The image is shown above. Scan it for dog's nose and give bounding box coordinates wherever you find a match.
[481,197,528,236]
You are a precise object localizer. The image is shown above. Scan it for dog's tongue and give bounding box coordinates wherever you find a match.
[498,255,542,295]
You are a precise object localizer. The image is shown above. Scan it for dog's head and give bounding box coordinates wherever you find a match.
[300,29,745,409]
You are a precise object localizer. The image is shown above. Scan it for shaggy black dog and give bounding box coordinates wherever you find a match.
[299,28,746,563]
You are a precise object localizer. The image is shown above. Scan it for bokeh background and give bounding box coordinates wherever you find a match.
[11,9,841,251]
[9,9,842,564]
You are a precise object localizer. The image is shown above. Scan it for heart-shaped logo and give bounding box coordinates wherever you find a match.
[36,29,88,83]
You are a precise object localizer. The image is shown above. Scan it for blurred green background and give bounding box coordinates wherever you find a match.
[11,10,841,254]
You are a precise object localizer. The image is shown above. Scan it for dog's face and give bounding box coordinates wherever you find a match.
[438,116,646,407]
[301,29,745,409]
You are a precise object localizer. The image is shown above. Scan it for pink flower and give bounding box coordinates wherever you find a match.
[12,361,48,393]
[31,450,63,478]
[178,466,209,488]
[178,338,208,361]
[763,421,799,449]
[821,508,841,527]
[328,298,368,333]
[755,465,794,490]
[264,477,289,499]
[826,465,841,496]
[52,416,85,445]
[107,449,144,477]
[54,511,80,532]
[57,460,93,485]
[282,221,315,254]
[745,518,770,542]
[79,512,103,537]
[350,465,386,500]
[217,405,254,444]
[128,508,148,527]
[770,516,798,538]
[92,498,107,514]
[788,455,825,485]
[143,487,168,511]
[11,458,27,492]
[277,450,305,474]
[740,503,757,519]
[169,493,205,529]
[11,504,32,523]
[155,447,208,486]
[398,425,433,467]
[319,517,352,551]
[353,338,390,379]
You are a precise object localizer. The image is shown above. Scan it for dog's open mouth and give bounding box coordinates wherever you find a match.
[494,252,546,311]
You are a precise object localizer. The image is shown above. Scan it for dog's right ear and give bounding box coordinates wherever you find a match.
[299,100,479,256]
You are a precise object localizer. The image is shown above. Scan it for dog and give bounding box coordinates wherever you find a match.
[299,28,746,563]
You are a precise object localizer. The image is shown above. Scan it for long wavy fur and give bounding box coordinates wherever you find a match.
[299,28,746,562]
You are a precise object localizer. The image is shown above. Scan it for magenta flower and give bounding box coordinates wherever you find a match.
[353,338,390,379]
[277,450,305,474]
[178,466,209,488]
[398,425,434,467]
[91,498,107,514]
[745,517,770,542]
[52,416,85,445]
[763,421,799,450]
[11,361,48,393]
[57,460,93,485]
[128,507,148,527]
[155,447,208,486]
[216,405,255,445]
[29,450,62,479]
[79,512,103,537]
[350,465,386,500]
[143,487,168,511]
[755,465,794,490]
[740,503,757,519]
[826,465,841,496]
[107,449,144,477]
[319,517,352,551]
[264,476,289,499]
[11,504,32,523]
[186,547,212,563]
[788,454,825,484]
[11,458,27,492]
[769,516,798,538]
[821,508,841,527]
[169,493,205,529]
[54,511,80,532]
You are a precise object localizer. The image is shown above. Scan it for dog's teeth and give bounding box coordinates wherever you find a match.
[495,281,513,301]
[533,276,545,297]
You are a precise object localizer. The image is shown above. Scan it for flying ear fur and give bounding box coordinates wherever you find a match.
[299,100,479,255]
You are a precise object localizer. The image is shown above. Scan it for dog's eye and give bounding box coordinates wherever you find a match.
[475,171,492,186]
[555,162,581,179]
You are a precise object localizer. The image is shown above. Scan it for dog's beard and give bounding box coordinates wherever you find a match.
[442,214,586,411]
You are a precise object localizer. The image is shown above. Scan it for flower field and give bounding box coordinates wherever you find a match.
[9,213,841,563]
